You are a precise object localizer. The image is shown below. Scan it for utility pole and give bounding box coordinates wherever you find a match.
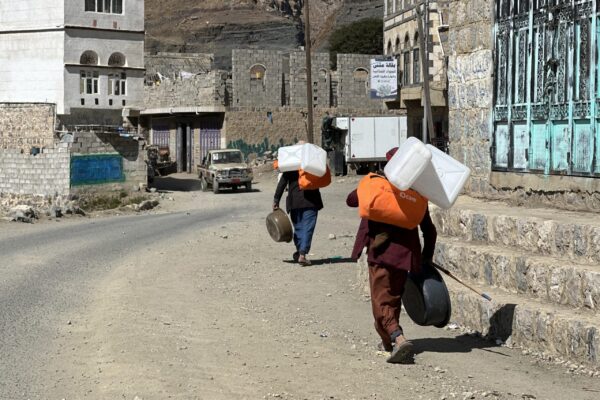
[304,0,314,143]
[416,1,435,143]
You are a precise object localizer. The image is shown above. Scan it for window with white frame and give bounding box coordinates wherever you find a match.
[108,73,127,96]
[80,70,99,94]
[85,0,123,14]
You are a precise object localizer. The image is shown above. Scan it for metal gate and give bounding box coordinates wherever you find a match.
[198,118,222,163]
[152,124,169,148]
[493,0,600,177]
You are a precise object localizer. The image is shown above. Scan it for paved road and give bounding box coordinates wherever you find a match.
[0,175,599,399]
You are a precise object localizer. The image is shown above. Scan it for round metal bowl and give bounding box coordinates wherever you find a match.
[266,208,293,243]
[402,264,451,328]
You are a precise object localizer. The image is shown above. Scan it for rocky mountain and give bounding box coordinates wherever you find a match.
[145,0,383,69]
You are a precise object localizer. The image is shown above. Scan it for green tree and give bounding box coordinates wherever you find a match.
[328,18,383,69]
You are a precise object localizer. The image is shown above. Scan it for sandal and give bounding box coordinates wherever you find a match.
[386,336,414,364]
[292,252,300,262]
[298,255,311,266]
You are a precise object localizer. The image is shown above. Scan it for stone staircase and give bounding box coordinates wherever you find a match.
[429,196,600,367]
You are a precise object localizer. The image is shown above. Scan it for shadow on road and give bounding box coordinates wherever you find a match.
[412,334,508,357]
[151,175,202,192]
[282,257,355,266]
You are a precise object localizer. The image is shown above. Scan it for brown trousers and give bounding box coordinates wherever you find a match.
[368,264,408,349]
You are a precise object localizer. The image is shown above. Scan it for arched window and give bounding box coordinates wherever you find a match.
[80,50,98,65]
[413,32,421,84]
[108,52,126,67]
[353,68,369,96]
[250,64,266,91]
[395,37,401,54]
[403,35,410,85]
[387,40,392,55]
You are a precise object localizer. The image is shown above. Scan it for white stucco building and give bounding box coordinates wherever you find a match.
[0,0,145,125]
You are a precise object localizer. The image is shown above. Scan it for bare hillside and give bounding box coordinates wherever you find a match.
[145,0,383,68]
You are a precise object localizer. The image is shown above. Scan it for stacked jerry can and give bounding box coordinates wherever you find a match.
[384,137,471,209]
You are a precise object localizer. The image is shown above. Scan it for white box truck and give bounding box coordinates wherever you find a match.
[332,116,408,172]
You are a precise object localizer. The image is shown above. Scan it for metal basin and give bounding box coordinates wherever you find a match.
[266,208,293,243]
[402,264,451,328]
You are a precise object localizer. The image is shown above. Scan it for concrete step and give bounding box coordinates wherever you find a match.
[429,197,600,264]
[434,237,600,312]
[444,279,600,367]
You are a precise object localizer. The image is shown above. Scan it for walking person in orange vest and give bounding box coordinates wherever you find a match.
[346,147,437,363]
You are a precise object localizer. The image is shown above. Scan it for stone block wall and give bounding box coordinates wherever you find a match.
[446,0,494,194]
[69,130,146,192]
[337,54,385,110]
[0,103,56,152]
[232,49,284,108]
[144,71,225,109]
[289,52,331,108]
[0,145,70,196]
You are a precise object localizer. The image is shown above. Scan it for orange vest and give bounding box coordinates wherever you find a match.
[298,167,331,190]
[357,173,428,229]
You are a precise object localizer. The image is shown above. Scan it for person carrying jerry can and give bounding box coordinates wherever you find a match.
[346,147,437,363]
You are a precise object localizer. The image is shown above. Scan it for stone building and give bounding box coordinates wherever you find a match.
[0,0,145,126]
[383,0,448,139]
[0,1,147,198]
[423,0,600,369]
[143,49,394,174]
[446,0,600,209]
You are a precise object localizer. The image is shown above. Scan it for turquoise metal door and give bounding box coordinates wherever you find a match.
[493,0,599,178]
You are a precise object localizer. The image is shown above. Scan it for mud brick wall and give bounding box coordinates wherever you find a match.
[69,130,147,192]
[289,52,331,108]
[446,0,494,194]
[0,144,70,196]
[0,103,56,152]
[232,49,284,108]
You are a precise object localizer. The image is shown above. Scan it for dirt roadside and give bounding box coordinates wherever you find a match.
[15,171,600,400]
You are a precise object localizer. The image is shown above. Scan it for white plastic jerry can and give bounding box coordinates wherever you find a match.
[301,143,328,177]
[277,144,304,172]
[411,144,471,209]
[384,137,432,191]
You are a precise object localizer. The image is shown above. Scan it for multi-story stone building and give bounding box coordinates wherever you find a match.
[383,0,448,140]
[0,0,145,126]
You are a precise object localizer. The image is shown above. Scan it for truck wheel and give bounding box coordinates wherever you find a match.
[231,185,238,192]
[213,178,220,194]
[200,177,209,192]
[245,182,252,192]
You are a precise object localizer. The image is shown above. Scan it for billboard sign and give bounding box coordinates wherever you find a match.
[370,58,398,100]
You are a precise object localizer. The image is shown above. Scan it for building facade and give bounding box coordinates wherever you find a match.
[0,0,145,126]
[447,0,600,210]
[383,0,448,140]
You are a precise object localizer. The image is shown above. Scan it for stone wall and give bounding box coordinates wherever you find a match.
[144,71,226,109]
[337,54,385,110]
[0,144,70,196]
[69,130,146,193]
[232,49,284,108]
[289,52,331,108]
[0,103,56,151]
[446,0,494,194]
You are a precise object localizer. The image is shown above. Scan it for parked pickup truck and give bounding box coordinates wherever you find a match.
[198,149,253,193]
